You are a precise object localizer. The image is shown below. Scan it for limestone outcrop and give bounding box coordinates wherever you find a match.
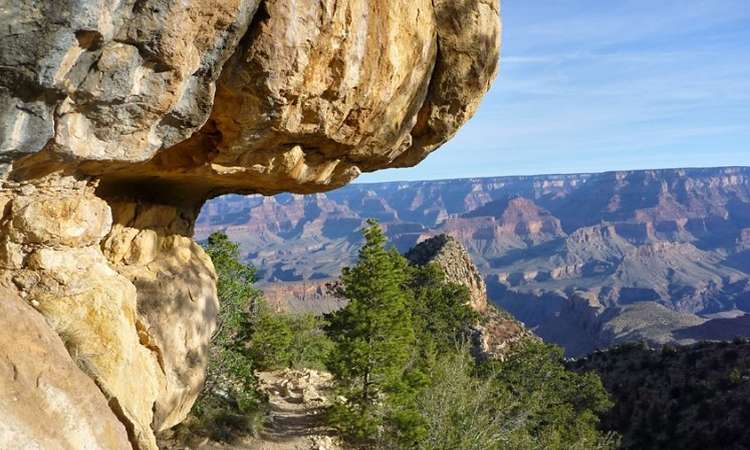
[406,234,532,358]
[102,201,219,432]
[0,1,501,448]
[0,175,164,450]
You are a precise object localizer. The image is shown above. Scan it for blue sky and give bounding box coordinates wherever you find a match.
[359,0,750,182]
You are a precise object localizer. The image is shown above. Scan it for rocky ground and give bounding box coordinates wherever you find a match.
[161,369,342,450]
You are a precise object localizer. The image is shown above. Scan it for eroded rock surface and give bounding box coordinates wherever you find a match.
[102,201,219,432]
[0,174,163,450]
[5,0,500,200]
[406,234,491,312]
[0,0,257,166]
[0,1,501,447]
[0,288,132,450]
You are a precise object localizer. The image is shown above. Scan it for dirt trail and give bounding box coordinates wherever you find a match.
[246,369,339,450]
[164,370,342,450]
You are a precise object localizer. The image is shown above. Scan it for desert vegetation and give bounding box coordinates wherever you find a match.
[570,340,750,450]
[178,223,617,449]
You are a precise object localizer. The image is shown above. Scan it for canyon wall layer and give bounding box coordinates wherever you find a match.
[196,167,750,356]
[0,1,501,448]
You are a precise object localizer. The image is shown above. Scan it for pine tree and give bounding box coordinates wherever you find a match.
[325,219,418,442]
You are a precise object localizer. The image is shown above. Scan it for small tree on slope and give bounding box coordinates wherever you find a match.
[325,219,421,444]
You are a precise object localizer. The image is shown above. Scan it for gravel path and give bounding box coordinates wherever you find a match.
[162,370,342,450]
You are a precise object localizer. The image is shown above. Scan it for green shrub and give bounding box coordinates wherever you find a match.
[246,300,294,370]
[481,339,617,450]
[191,231,265,439]
[287,313,334,370]
[414,347,514,450]
[408,263,479,357]
[324,221,616,450]
[248,302,333,371]
[190,228,617,449]
[324,220,421,448]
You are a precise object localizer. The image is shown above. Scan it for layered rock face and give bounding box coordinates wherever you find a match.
[197,167,750,356]
[0,1,501,448]
[406,234,490,312]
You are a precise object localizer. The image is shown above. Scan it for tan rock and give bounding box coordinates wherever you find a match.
[10,193,112,247]
[203,0,439,188]
[25,246,163,450]
[0,288,132,450]
[0,174,215,447]
[0,238,24,269]
[103,202,219,432]
[6,0,500,200]
[395,0,502,166]
[0,176,163,450]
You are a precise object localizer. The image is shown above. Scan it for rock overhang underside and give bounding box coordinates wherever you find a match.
[2,0,501,205]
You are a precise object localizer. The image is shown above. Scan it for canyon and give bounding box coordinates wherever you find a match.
[0,1,500,448]
[195,167,750,355]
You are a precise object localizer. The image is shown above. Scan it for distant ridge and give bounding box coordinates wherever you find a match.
[197,166,750,355]
[351,166,750,186]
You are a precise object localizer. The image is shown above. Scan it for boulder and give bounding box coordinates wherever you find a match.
[102,202,219,432]
[0,289,132,450]
[5,0,501,200]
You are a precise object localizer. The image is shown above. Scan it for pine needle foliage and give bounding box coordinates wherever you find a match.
[325,219,421,445]
[323,220,617,450]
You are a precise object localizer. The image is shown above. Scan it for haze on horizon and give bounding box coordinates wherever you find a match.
[359,0,750,183]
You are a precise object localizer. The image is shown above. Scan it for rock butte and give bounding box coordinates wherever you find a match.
[406,234,533,359]
[0,1,501,448]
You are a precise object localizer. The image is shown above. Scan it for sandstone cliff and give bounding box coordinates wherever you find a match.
[0,1,501,448]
